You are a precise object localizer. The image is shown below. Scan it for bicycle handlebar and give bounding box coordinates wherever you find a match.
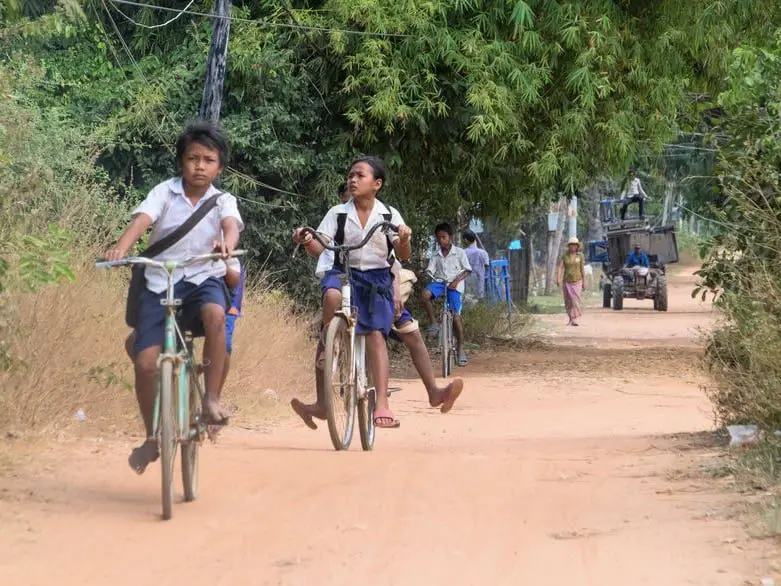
[295,221,399,256]
[95,250,246,271]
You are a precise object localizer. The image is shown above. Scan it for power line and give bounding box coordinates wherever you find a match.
[98,0,303,207]
[108,0,411,38]
[109,0,195,29]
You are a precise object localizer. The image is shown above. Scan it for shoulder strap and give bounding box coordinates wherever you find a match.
[382,212,394,264]
[143,193,221,258]
[335,213,347,247]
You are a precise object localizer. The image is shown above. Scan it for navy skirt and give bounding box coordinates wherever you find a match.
[321,267,394,337]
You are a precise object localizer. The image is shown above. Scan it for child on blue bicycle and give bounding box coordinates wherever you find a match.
[104,121,243,474]
[421,222,472,366]
[292,156,412,428]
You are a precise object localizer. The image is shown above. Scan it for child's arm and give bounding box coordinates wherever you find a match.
[105,214,153,261]
[214,217,240,257]
[391,260,403,318]
[448,250,472,290]
[392,225,412,261]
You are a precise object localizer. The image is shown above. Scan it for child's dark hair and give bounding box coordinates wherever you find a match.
[176,120,229,168]
[435,222,454,237]
[350,156,388,192]
[337,182,347,196]
[462,229,477,244]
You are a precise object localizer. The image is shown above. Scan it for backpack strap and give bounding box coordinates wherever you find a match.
[333,212,348,271]
[143,192,222,258]
[382,212,394,265]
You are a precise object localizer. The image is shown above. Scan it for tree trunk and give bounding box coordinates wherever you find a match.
[198,0,232,124]
[662,180,674,226]
[544,197,567,295]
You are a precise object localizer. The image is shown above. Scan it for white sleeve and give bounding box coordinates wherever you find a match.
[425,255,436,277]
[218,193,244,232]
[388,206,405,244]
[317,206,339,241]
[132,183,168,223]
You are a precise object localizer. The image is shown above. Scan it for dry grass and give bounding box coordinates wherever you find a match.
[0,257,312,436]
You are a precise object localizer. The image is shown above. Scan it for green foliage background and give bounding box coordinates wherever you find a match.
[2,0,780,298]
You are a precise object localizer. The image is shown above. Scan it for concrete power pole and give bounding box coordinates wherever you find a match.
[198,0,232,124]
[568,194,578,239]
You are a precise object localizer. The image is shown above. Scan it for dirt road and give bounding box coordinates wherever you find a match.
[0,270,776,585]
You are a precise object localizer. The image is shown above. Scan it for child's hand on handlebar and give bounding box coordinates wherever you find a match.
[292,227,313,245]
[104,246,127,262]
[212,239,235,259]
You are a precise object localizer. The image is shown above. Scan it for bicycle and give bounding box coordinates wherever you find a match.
[295,221,399,452]
[96,250,245,520]
[427,274,458,378]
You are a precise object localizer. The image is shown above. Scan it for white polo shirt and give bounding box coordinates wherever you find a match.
[314,199,403,277]
[426,244,472,294]
[133,178,244,293]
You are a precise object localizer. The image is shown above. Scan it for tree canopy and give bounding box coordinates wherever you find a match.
[3,0,780,291]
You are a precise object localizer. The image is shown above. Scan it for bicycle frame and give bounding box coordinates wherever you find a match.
[97,251,245,442]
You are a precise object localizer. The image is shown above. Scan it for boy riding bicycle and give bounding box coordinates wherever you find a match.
[291,156,411,428]
[422,222,472,366]
[104,121,243,474]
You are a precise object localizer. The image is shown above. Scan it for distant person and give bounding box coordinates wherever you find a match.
[625,244,650,268]
[422,222,472,366]
[462,229,489,300]
[619,168,649,220]
[556,237,586,326]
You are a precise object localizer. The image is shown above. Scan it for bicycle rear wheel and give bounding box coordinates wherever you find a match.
[159,360,177,520]
[181,360,201,503]
[323,316,356,451]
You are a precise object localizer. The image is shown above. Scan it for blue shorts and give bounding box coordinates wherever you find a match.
[134,277,229,355]
[426,282,463,315]
[320,268,394,337]
[225,314,238,354]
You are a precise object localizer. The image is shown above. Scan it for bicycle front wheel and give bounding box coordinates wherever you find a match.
[181,363,201,503]
[322,316,356,451]
[440,312,452,378]
[159,359,177,520]
[357,361,376,452]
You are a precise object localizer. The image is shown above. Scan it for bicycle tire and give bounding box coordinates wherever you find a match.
[323,316,356,451]
[181,365,200,503]
[159,359,176,521]
[358,371,376,452]
[441,312,451,378]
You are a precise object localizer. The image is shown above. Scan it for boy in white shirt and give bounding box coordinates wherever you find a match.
[422,222,472,366]
[104,121,243,474]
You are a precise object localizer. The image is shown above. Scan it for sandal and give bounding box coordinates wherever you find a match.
[456,352,468,367]
[291,398,319,430]
[374,407,401,429]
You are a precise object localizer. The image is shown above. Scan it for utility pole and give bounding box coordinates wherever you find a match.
[567,193,578,239]
[198,0,232,124]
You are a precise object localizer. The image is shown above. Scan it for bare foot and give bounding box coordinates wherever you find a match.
[202,397,230,426]
[128,440,159,475]
[290,399,326,430]
[428,378,464,413]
